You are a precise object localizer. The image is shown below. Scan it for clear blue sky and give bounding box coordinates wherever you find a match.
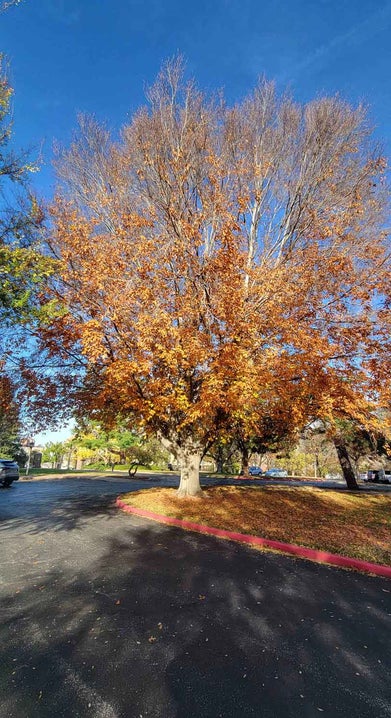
[2,0,391,443]
[2,0,391,199]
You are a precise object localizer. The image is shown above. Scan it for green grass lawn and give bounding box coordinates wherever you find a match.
[26,468,103,476]
[24,465,167,477]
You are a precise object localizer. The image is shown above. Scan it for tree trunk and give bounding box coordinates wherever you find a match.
[156,432,203,497]
[240,444,250,477]
[214,444,225,474]
[177,444,202,497]
[333,439,359,490]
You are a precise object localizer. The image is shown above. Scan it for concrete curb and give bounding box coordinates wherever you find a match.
[116,498,391,579]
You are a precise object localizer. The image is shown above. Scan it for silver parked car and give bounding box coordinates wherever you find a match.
[0,459,20,488]
[248,465,263,476]
[264,468,288,478]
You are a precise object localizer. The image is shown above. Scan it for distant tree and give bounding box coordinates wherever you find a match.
[71,421,138,468]
[68,421,168,470]
[300,418,390,487]
[299,429,340,478]
[206,439,237,474]
[42,441,66,470]
[332,418,391,486]
[130,436,169,469]
[230,409,298,476]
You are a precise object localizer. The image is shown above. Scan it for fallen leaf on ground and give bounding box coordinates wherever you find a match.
[120,486,391,566]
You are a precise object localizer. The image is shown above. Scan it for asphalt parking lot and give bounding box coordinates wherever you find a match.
[1,477,390,717]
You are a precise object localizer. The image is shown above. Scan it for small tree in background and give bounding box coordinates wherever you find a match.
[42,441,66,470]
[332,418,391,484]
[66,421,168,470]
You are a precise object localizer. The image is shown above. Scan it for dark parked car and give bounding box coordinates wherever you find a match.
[0,459,20,488]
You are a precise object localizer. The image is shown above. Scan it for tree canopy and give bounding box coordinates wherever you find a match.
[0,372,26,461]
[0,56,54,326]
[34,60,391,495]
[0,55,59,442]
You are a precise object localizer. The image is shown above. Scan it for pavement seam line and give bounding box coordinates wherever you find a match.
[116,498,391,579]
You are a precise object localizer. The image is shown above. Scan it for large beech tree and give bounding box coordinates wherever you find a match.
[40,61,391,496]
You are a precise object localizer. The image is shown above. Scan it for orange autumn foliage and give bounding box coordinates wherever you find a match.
[38,61,390,495]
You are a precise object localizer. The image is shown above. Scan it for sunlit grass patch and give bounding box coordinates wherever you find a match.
[120,486,391,566]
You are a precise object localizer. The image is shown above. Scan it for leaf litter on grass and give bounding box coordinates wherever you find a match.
[120,485,391,566]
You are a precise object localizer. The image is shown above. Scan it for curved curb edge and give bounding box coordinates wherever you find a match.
[115,498,391,579]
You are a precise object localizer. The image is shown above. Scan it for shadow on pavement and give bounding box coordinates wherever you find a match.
[0,479,157,534]
[1,515,390,718]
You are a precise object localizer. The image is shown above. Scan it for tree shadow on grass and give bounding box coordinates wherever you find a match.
[0,517,390,718]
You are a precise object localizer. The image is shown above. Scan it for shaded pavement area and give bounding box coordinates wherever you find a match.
[1,478,390,717]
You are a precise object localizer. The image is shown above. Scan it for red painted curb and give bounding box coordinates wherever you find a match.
[116,498,391,579]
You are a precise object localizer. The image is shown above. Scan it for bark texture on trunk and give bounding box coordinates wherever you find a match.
[177,444,202,497]
[240,446,250,477]
[333,439,359,490]
[157,432,203,497]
